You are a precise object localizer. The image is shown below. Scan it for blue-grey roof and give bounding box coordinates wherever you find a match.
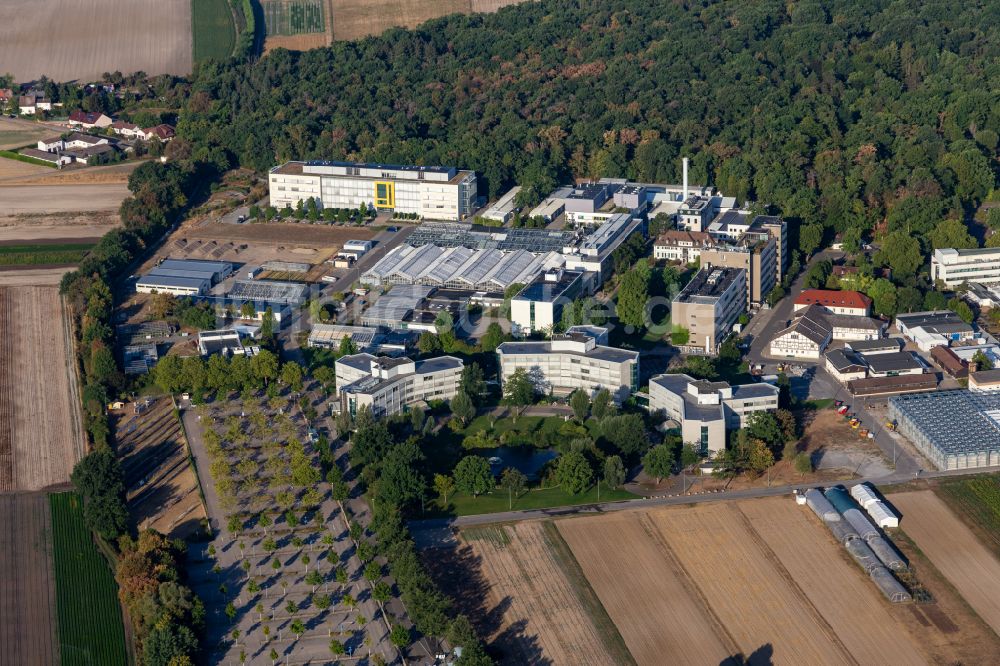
[497,341,638,363]
[136,275,208,289]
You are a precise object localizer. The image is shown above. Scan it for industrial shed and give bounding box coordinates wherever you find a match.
[867,501,900,528]
[850,483,880,509]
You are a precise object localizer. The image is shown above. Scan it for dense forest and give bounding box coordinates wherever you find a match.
[180,0,998,257]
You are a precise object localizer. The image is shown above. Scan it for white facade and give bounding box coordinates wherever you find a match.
[269,161,477,221]
[496,336,639,404]
[932,247,1000,286]
[336,354,463,417]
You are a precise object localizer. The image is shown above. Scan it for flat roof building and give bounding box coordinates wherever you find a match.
[227,280,307,306]
[198,329,258,357]
[269,160,477,221]
[895,310,976,351]
[496,335,639,405]
[649,373,780,456]
[335,353,463,417]
[863,351,924,377]
[136,258,234,296]
[932,247,1000,287]
[479,186,522,224]
[672,267,746,354]
[308,324,380,350]
[889,390,1000,469]
[510,269,588,336]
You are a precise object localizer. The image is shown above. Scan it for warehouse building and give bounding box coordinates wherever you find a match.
[227,280,307,306]
[672,267,746,354]
[648,373,780,456]
[496,334,639,404]
[136,259,234,296]
[889,390,1000,469]
[335,354,463,417]
[895,310,976,351]
[269,161,477,221]
[479,186,522,224]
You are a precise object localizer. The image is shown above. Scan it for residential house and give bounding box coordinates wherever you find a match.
[63,132,110,149]
[793,289,872,316]
[68,110,113,129]
[18,95,52,115]
[36,136,64,152]
[653,230,716,263]
[110,120,142,138]
[141,124,176,142]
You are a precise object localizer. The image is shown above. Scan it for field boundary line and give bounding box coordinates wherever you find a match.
[540,521,637,666]
[636,511,742,657]
[732,503,859,665]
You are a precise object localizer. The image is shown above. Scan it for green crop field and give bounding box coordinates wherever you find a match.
[262,0,325,35]
[938,475,1000,557]
[192,0,237,62]
[50,493,127,666]
[0,242,94,266]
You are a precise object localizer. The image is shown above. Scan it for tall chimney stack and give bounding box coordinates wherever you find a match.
[682,157,689,200]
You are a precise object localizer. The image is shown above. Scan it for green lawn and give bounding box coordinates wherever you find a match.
[50,493,127,666]
[937,475,1000,559]
[462,414,566,438]
[192,0,237,62]
[0,242,94,266]
[442,483,637,517]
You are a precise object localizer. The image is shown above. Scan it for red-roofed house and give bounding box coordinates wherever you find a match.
[793,289,872,317]
[110,120,142,137]
[0,89,13,104]
[141,124,175,142]
[68,109,113,129]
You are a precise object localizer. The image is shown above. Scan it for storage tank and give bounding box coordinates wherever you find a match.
[850,483,880,509]
[870,566,912,603]
[827,519,859,545]
[805,489,840,521]
[866,501,899,528]
[867,535,907,571]
[846,538,882,573]
[824,486,856,514]
[843,508,879,540]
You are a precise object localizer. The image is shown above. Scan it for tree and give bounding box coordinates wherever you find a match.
[794,452,813,475]
[450,391,476,426]
[338,335,358,356]
[875,232,923,278]
[433,474,456,506]
[601,414,648,457]
[502,367,536,409]
[390,624,410,648]
[459,363,486,402]
[973,350,994,371]
[616,264,650,329]
[948,297,975,324]
[746,438,775,477]
[591,389,613,420]
[417,332,442,354]
[680,444,700,468]
[289,619,306,639]
[453,456,493,496]
[251,349,279,386]
[745,412,784,450]
[866,278,898,317]
[70,449,128,541]
[798,224,823,256]
[929,219,977,250]
[569,389,590,422]
[480,322,505,352]
[603,455,625,488]
[556,451,593,494]
[329,640,346,656]
[499,467,527,508]
[642,444,674,483]
[280,362,304,392]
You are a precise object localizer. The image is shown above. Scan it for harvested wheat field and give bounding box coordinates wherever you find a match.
[739,498,927,665]
[461,522,628,665]
[331,0,528,40]
[557,512,732,666]
[0,184,129,215]
[0,0,191,82]
[0,287,83,491]
[893,490,1000,634]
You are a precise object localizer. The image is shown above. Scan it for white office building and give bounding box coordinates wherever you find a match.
[269,161,477,221]
[648,373,780,456]
[496,334,639,404]
[932,247,1000,287]
[335,353,463,417]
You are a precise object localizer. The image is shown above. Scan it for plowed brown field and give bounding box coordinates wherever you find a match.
[0,287,83,490]
[462,522,622,665]
[893,490,1000,634]
[557,512,733,665]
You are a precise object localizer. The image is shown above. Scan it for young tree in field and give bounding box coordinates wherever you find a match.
[500,467,527,509]
[453,456,494,497]
[335,566,348,588]
[433,473,455,506]
[225,602,237,621]
[329,640,346,656]
[289,619,306,640]
[270,648,280,665]
[364,562,382,583]
[285,600,298,615]
[373,581,391,603]
[555,451,593,494]
[561,387,586,422]
[450,391,475,427]
[642,444,674,483]
[603,455,626,489]
[390,624,410,648]
[314,593,331,610]
[794,452,814,475]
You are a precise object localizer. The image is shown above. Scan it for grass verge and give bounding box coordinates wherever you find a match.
[50,492,127,666]
[0,149,58,168]
[540,521,637,666]
[438,483,637,517]
[192,0,237,62]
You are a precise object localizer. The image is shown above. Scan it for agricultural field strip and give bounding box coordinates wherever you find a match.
[0,494,59,666]
[557,512,732,666]
[49,493,127,666]
[12,287,78,490]
[892,491,1000,636]
[739,499,927,665]
[0,290,13,491]
[468,522,618,665]
[650,502,849,665]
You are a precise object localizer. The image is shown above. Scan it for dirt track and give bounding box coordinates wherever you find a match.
[893,491,1000,635]
[0,288,82,490]
[0,493,59,665]
[558,512,732,665]
[0,0,191,81]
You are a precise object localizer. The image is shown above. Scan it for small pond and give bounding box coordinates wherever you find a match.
[470,446,559,481]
